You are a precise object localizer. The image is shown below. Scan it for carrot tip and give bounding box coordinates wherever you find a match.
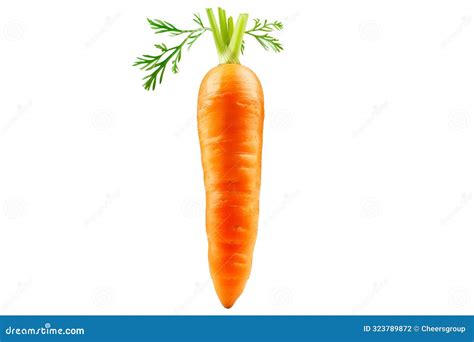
[220,299,236,309]
[217,292,240,309]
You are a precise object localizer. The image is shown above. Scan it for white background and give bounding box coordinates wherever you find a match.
[1,0,473,315]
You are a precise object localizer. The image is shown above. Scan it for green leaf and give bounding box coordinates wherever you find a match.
[134,12,211,90]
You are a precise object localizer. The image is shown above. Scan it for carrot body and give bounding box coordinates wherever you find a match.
[197,64,264,308]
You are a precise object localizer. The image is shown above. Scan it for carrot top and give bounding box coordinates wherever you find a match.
[133,7,284,90]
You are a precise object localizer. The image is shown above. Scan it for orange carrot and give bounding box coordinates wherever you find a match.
[134,7,283,308]
[198,64,264,308]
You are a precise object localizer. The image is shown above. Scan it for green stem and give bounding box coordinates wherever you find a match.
[218,8,229,45]
[206,8,225,62]
[227,16,234,40]
[227,14,248,64]
[206,8,248,64]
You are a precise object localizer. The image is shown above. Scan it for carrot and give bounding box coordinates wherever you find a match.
[134,7,283,308]
[198,63,264,308]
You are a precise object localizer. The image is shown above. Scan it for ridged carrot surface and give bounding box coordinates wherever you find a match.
[135,7,283,308]
[198,64,264,308]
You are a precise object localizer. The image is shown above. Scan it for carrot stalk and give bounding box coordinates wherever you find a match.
[206,8,248,64]
[218,8,229,45]
[228,14,248,63]
[227,16,234,43]
[205,8,226,64]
